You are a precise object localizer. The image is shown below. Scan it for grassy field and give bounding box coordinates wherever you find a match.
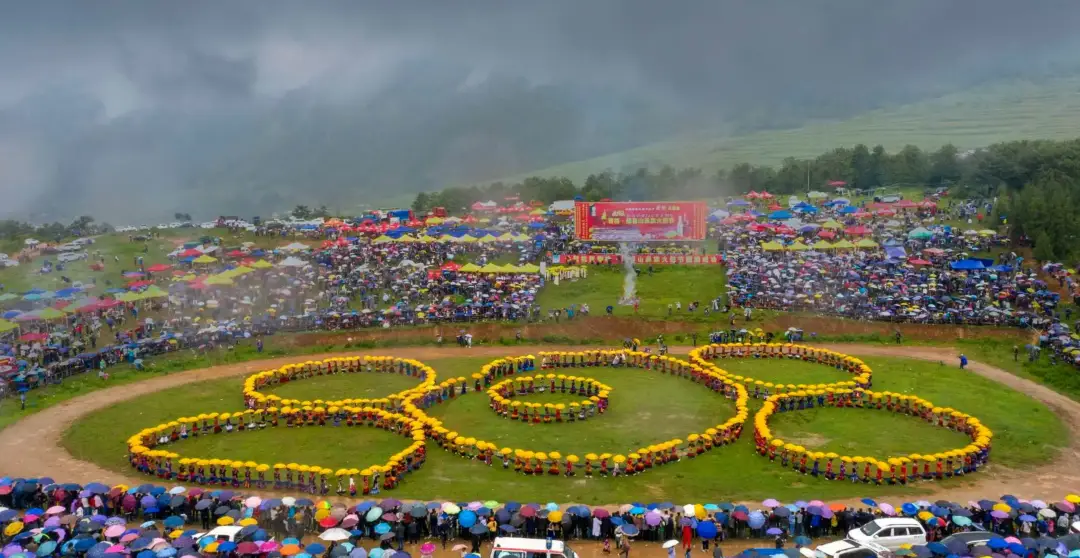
[484,77,1080,185]
[0,227,315,296]
[63,353,1065,503]
[536,266,727,322]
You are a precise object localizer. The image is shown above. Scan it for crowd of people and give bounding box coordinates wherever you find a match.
[717,196,1062,328]
[1,476,1079,558]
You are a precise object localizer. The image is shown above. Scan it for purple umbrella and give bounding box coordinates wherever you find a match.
[766,528,784,536]
[644,512,662,527]
[140,496,156,508]
[762,499,781,508]
[991,511,1009,519]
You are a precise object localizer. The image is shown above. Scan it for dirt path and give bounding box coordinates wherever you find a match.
[2,344,1078,503]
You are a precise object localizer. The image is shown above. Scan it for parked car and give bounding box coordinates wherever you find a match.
[938,529,992,552]
[848,518,927,550]
[803,539,891,558]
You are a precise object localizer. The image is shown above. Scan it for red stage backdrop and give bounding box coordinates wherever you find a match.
[574,201,707,241]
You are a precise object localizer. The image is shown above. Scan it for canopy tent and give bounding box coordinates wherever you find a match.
[950,259,986,271]
[854,238,880,249]
[192,255,218,264]
[831,240,856,250]
[760,241,784,251]
[908,227,933,240]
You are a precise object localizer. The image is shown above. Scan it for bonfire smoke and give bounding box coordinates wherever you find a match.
[618,242,638,305]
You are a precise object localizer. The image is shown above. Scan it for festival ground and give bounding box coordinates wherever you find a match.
[2,344,1077,509]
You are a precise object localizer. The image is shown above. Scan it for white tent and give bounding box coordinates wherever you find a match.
[277,256,307,267]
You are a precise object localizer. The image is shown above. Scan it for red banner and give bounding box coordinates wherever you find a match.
[557,254,723,265]
[574,201,707,241]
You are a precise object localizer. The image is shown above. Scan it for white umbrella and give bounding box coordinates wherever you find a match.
[319,528,352,541]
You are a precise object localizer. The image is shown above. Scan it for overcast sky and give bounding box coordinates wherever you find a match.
[3,0,1080,220]
[4,0,1080,116]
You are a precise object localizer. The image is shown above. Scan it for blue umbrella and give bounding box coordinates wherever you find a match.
[164,517,184,528]
[618,525,639,536]
[1019,515,1037,522]
[458,511,478,529]
[696,521,718,540]
[1007,544,1027,556]
[137,551,155,558]
[927,542,948,555]
[373,523,390,535]
[307,544,325,555]
[901,503,919,516]
[629,507,645,515]
[860,499,876,507]
[217,543,237,553]
[987,538,1007,551]
[369,549,384,558]
[952,516,972,527]
[748,512,766,529]
[156,549,177,558]
[610,517,624,526]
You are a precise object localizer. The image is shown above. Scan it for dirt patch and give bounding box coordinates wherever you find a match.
[1,343,1076,507]
[782,433,831,449]
[764,315,1027,343]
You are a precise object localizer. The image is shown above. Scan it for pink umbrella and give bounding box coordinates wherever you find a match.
[1059,501,1076,513]
[120,533,139,543]
[104,525,125,538]
[877,503,896,516]
[1004,537,1022,545]
[341,515,359,528]
[260,541,280,552]
[106,545,126,553]
[762,499,780,508]
[46,506,65,515]
[245,497,261,508]
[808,500,825,508]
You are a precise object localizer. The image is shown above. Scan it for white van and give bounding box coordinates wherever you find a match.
[490,537,578,558]
[193,526,244,543]
[804,539,890,558]
[848,518,927,550]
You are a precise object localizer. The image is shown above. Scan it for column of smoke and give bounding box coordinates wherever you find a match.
[618,242,638,305]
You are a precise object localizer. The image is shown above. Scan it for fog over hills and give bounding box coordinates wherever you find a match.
[3,1,1080,221]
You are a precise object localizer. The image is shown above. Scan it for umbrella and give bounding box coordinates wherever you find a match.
[927,542,948,555]
[696,521,718,540]
[364,508,383,523]
[663,541,679,549]
[458,511,477,529]
[373,524,390,535]
[307,544,326,555]
[617,525,639,537]
[320,529,351,542]
[468,525,488,536]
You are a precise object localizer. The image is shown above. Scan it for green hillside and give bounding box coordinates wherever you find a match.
[487,77,1080,185]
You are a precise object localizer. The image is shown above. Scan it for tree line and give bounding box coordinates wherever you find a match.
[411,142,982,214]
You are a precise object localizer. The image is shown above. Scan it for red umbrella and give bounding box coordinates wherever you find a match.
[146,263,171,273]
[319,517,338,528]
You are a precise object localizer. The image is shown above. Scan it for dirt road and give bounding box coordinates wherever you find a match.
[2,344,1077,503]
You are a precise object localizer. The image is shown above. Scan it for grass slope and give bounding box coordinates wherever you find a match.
[488,78,1080,184]
[535,267,726,323]
[63,354,1064,503]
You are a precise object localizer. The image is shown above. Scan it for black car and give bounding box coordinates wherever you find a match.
[939,530,993,551]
